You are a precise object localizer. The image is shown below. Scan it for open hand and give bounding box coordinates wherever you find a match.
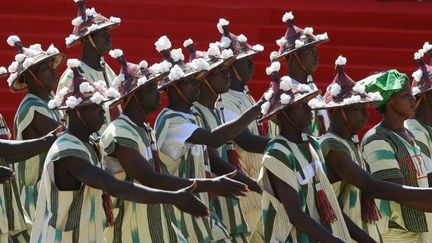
[212,170,249,199]
[173,181,210,217]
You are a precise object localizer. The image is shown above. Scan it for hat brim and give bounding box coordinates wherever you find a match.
[311,97,378,110]
[56,96,114,110]
[259,90,321,122]
[272,38,329,62]
[158,69,207,91]
[9,52,65,93]
[236,49,262,61]
[66,22,120,48]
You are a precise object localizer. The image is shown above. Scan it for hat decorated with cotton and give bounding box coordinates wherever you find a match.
[423,41,432,65]
[308,55,383,110]
[259,59,321,122]
[216,18,264,61]
[5,35,64,93]
[48,59,116,110]
[360,69,409,107]
[411,46,432,96]
[108,49,166,107]
[65,0,121,48]
[183,38,236,72]
[271,11,329,62]
[154,35,205,90]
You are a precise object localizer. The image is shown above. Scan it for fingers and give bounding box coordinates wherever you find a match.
[178,196,210,217]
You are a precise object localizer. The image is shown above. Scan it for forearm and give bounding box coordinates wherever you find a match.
[1,136,55,163]
[234,131,269,154]
[136,173,194,191]
[343,213,375,242]
[108,179,175,204]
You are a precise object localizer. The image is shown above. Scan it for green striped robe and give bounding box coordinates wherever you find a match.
[101,116,177,243]
[193,102,250,242]
[30,133,106,243]
[13,93,62,221]
[155,108,229,243]
[320,133,382,242]
[361,124,432,240]
[258,136,351,242]
[405,119,432,158]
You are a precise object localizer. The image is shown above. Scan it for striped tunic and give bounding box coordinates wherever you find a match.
[405,119,432,158]
[258,136,351,242]
[361,124,432,241]
[155,108,229,243]
[221,89,264,242]
[0,114,31,241]
[13,93,62,221]
[193,102,250,242]
[101,115,176,243]
[30,133,106,243]
[320,133,381,242]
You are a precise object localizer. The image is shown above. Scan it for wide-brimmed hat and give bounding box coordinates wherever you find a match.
[183,38,236,72]
[65,0,121,48]
[154,36,206,90]
[259,60,321,122]
[108,49,166,108]
[48,59,116,110]
[423,41,432,65]
[216,18,264,61]
[5,35,64,93]
[308,55,383,110]
[271,11,329,62]
[411,46,432,96]
[360,69,409,107]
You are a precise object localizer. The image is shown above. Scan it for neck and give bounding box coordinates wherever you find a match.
[198,85,218,109]
[27,83,51,100]
[123,103,146,127]
[382,110,406,132]
[229,75,244,92]
[288,63,308,84]
[80,45,103,71]
[280,122,305,144]
[168,95,191,114]
[414,100,432,126]
[68,121,92,143]
[329,120,353,141]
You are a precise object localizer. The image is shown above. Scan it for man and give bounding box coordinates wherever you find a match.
[6,35,64,221]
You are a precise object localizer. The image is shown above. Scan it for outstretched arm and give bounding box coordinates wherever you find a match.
[234,129,270,154]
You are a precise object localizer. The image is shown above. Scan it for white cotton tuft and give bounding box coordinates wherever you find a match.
[48,99,58,109]
[329,83,342,96]
[264,90,273,101]
[316,32,329,41]
[7,73,17,86]
[183,39,193,48]
[414,49,425,60]
[276,37,287,48]
[0,67,7,76]
[109,49,123,59]
[94,80,107,90]
[15,54,26,63]
[58,87,69,98]
[260,101,271,114]
[353,83,366,94]
[7,35,20,47]
[217,18,230,34]
[139,60,148,69]
[170,48,185,62]
[423,42,432,53]
[67,59,81,69]
[280,76,293,91]
[308,98,325,109]
[46,44,59,55]
[282,11,294,23]
[252,44,264,52]
[137,76,148,86]
[112,74,125,88]
[343,95,361,105]
[221,49,234,60]
[79,82,95,93]
[73,0,82,2]
[412,87,422,96]
[237,34,248,43]
[368,92,383,101]
[155,35,172,52]
[295,40,304,49]
[90,92,104,105]
[85,8,97,17]
[265,61,281,75]
[160,61,173,73]
[168,64,185,81]
[22,58,35,69]
[71,16,84,26]
[65,34,79,46]
[87,24,99,32]
[190,58,210,71]
[412,69,423,82]
[29,44,43,52]
[303,27,314,35]
[106,87,120,98]
[65,96,82,109]
[335,55,347,66]
[8,62,18,73]
[270,51,278,61]
[109,16,121,24]
[207,43,221,57]
[298,83,312,93]
[280,93,292,104]
[220,37,231,48]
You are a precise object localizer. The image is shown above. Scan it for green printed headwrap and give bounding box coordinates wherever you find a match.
[361,69,409,107]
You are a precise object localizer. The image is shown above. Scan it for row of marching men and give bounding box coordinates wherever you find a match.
[1,0,432,242]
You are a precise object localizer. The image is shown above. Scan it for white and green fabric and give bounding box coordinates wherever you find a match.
[155,108,230,243]
[320,132,382,242]
[30,133,106,243]
[13,93,62,221]
[258,135,351,242]
[101,115,177,243]
[406,119,432,159]
[221,89,264,242]
[193,102,250,242]
[361,124,432,241]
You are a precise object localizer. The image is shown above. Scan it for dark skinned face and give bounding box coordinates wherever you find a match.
[386,84,416,118]
[231,57,255,84]
[207,66,231,94]
[75,103,106,132]
[177,77,202,103]
[296,45,319,74]
[28,58,58,91]
[340,103,369,132]
[283,99,314,129]
[88,28,112,53]
[135,81,161,113]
